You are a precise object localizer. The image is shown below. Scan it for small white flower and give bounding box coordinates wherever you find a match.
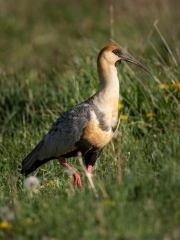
[0,206,14,221]
[54,179,61,187]
[24,176,40,192]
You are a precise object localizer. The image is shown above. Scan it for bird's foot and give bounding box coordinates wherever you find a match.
[73,172,83,188]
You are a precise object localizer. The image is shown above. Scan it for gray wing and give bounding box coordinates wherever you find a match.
[38,106,90,159]
[21,103,91,172]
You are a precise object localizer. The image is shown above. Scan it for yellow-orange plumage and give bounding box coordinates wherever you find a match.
[82,117,118,149]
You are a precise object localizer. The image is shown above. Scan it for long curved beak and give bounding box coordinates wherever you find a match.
[121,53,153,77]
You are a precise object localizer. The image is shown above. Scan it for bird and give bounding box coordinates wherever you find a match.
[21,45,153,187]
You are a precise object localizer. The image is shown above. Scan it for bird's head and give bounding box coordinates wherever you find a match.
[98,45,153,77]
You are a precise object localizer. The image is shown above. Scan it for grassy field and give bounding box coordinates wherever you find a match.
[0,0,180,239]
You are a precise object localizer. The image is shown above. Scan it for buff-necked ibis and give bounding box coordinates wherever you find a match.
[21,45,152,187]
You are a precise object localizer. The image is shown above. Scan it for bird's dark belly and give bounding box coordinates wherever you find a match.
[61,138,102,167]
[61,138,97,158]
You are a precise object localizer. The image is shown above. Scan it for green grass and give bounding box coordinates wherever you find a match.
[0,0,180,239]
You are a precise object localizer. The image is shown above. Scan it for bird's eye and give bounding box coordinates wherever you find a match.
[112,49,121,56]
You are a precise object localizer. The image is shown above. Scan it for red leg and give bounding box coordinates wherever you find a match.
[58,156,82,188]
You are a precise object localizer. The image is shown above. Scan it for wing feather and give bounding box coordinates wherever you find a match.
[21,103,91,173]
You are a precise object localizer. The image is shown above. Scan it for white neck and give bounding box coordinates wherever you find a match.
[93,62,119,114]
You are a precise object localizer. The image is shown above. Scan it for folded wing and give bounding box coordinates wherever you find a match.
[21,103,91,175]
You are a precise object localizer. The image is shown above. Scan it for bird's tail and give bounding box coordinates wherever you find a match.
[21,140,50,176]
